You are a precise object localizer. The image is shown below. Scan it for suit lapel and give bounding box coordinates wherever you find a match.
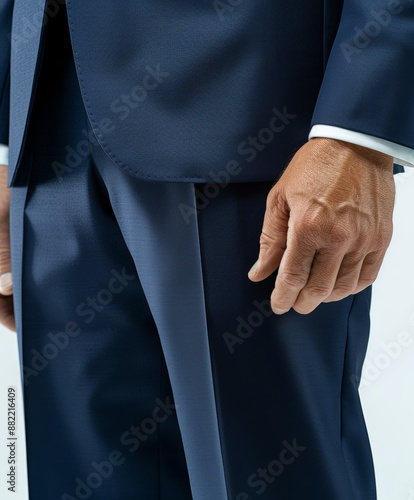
[9,0,47,185]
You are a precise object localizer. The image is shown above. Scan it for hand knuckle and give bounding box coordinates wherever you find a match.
[331,284,355,297]
[265,188,282,208]
[279,271,307,289]
[380,226,393,245]
[304,285,331,298]
[328,223,353,246]
[265,193,276,211]
[358,276,376,287]
[259,232,271,247]
[298,215,321,236]
[362,251,378,264]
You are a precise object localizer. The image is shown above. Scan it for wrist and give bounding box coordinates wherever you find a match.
[309,137,394,171]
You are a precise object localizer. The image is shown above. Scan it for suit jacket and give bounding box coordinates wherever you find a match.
[1,0,414,186]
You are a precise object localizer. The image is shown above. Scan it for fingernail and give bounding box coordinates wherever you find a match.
[248,260,260,278]
[273,307,290,315]
[0,272,13,292]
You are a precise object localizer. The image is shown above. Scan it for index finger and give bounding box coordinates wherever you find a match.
[270,232,316,314]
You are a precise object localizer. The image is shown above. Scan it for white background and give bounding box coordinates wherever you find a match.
[0,171,414,500]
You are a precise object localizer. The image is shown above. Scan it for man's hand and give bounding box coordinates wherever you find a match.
[0,166,15,331]
[248,138,395,315]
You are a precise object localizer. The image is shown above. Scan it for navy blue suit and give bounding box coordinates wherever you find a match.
[1,1,412,499]
[3,0,414,184]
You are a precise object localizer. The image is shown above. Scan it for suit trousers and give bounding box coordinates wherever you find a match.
[10,5,376,499]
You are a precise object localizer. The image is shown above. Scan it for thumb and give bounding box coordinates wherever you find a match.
[0,168,12,296]
[248,192,289,282]
[0,254,12,296]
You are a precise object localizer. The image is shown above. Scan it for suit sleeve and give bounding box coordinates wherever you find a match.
[0,0,14,146]
[309,125,413,168]
[311,0,414,151]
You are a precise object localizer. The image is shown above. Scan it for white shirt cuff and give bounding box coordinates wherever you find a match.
[0,144,9,166]
[309,125,414,168]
